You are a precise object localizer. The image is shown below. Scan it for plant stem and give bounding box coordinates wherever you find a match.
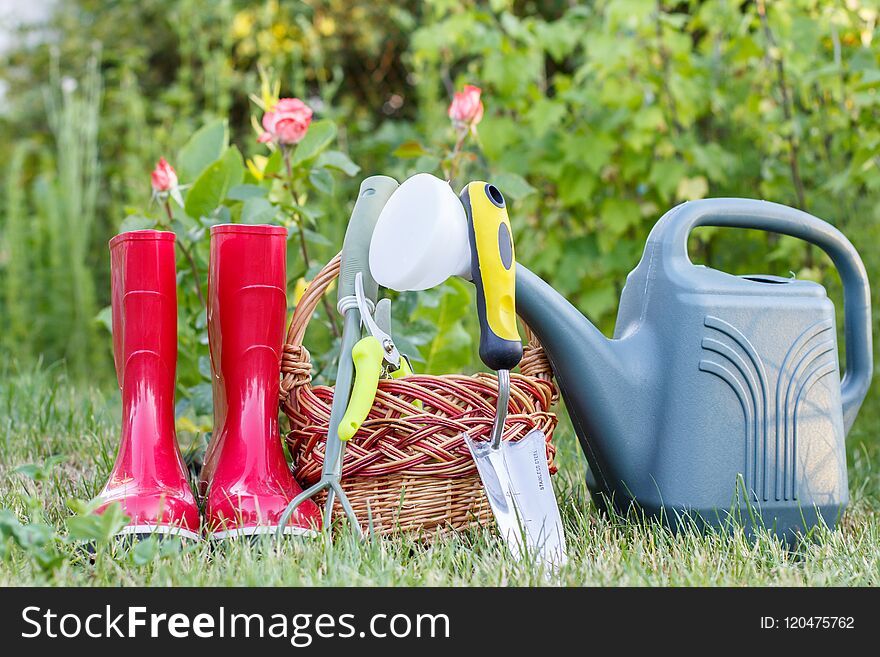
[757,0,811,268]
[444,127,469,184]
[164,201,205,307]
[655,1,682,134]
[757,0,807,212]
[283,148,339,337]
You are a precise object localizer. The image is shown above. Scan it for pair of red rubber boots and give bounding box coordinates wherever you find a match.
[94,226,320,540]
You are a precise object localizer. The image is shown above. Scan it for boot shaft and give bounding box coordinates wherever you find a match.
[201,224,321,533]
[207,225,288,443]
[109,230,179,461]
[98,230,199,536]
[110,230,178,391]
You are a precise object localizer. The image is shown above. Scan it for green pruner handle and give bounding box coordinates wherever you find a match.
[459,181,523,371]
[390,354,414,379]
[338,336,386,441]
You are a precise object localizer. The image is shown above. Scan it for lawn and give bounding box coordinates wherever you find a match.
[1,361,878,587]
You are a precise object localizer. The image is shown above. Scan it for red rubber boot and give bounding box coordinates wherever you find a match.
[95,230,201,541]
[200,224,321,539]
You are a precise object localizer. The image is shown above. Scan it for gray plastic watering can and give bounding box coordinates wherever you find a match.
[516,198,873,540]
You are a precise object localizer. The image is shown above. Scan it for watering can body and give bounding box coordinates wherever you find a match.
[516,198,872,541]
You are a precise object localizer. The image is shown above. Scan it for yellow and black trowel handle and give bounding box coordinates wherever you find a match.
[459,182,523,372]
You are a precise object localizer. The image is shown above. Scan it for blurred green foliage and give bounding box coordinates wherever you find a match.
[1,0,878,406]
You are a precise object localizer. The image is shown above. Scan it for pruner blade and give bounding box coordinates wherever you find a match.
[354,271,401,370]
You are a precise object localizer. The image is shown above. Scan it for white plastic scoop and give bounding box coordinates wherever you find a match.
[369,173,472,291]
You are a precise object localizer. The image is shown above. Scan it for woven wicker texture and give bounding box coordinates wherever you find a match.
[279,253,558,535]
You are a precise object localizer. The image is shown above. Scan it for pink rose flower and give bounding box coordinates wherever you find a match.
[150,158,178,193]
[448,84,484,128]
[258,97,314,145]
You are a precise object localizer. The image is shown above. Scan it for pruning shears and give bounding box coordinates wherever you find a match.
[337,272,414,441]
[373,297,416,382]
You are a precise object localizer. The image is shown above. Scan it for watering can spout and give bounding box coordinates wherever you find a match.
[515,265,649,494]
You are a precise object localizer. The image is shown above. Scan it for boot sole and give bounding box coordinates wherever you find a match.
[208,526,319,540]
[116,524,203,542]
[80,525,201,558]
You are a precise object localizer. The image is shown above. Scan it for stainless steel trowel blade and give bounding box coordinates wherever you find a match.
[465,428,567,567]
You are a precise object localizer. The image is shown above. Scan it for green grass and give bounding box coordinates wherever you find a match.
[1,361,878,586]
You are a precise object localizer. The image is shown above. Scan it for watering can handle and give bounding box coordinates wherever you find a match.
[653,198,873,432]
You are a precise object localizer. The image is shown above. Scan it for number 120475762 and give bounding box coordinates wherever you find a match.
[760,617,856,630]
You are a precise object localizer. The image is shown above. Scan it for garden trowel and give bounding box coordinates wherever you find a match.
[465,427,565,566]
[458,181,566,567]
[369,174,566,566]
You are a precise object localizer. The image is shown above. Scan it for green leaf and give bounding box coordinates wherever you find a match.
[676,175,709,202]
[309,167,334,195]
[241,197,277,224]
[414,154,441,173]
[65,498,97,515]
[184,146,244,219]
[392,140,429,159]
[94,305,112,333]
[264,148,284,177]
[411,279,474,375]
[600,198,641,238]
[649,160,687,203]
[579,281,620,319]
[557,166,596,207]
[31,548,66,574]
[286,202,324,226]
[177,119,228,182]
[130,538,161,566]
[317,150,361,176]
[118,214,156,232]
[197,355,212,380]
[227,184,267,201]
[291,120,337,166]
[14,456,65,482]
[5,519,55,550]
[66,502,129,544]
[0,512,64,573]
[491,172,537,201]
[302,226,333,246]
[184,382,213,416]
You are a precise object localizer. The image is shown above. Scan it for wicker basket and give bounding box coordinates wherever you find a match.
[279,253,558,536]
